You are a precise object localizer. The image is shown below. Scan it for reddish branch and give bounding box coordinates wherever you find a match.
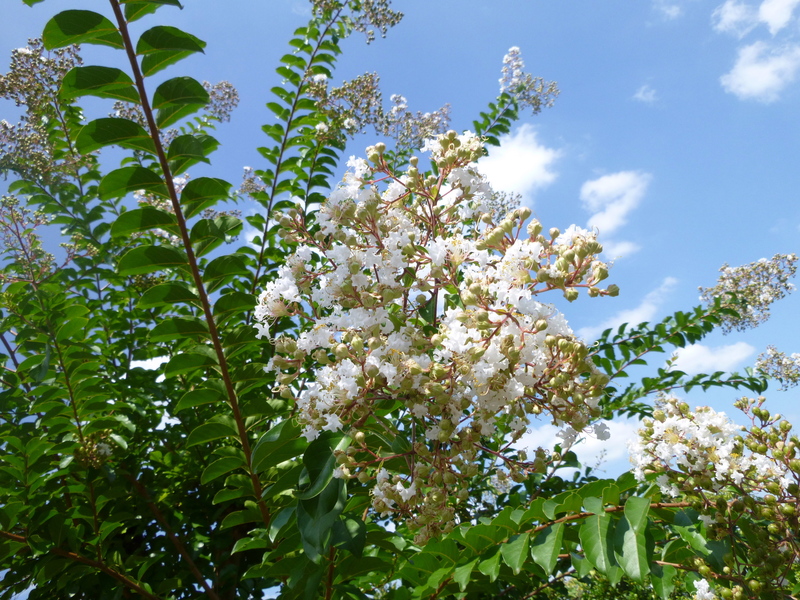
[0,530,162,600]
[106,0,271,527]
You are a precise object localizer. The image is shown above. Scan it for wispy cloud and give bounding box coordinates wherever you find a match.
[713,0,759,36]
[633,84,658,103]
[671,342,755,374]
[654,0,684,19]
[479,124,561,206]
[578,276,678,341]
[720,40,800,101]
[580,171,651,236]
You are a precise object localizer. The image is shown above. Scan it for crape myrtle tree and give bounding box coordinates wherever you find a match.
[0,1,799,599]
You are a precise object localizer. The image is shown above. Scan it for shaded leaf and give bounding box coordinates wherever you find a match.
[167,134,217,175]
[137,282,199,308]
[152,76,209,128]
[111,206,177,237]
[60,66,139,103]
[76,118,155,155]
[123,0,183,22]
[136,26,206,77]
[117,245,188,276]
[43,10,123,50]
[149,317,208,342]
[186,417,238,447]
[201,456,245,485]
[180,177,231,218]
[98,167,167,200]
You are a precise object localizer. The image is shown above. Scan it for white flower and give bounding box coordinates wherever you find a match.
[96,443,112,457]
[693,579,717,600]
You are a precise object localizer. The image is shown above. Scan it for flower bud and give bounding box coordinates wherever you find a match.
[563,289,579,302]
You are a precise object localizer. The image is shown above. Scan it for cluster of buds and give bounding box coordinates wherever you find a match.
[256,131,615,540]
[630,396,800,597]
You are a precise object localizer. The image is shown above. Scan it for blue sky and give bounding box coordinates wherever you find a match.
[3,0,800,475]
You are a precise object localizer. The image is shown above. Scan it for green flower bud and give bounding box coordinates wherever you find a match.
[563,289,579,302]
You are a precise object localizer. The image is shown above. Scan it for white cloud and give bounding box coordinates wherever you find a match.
[580,171,651,236]
[633,84,658,103]
[517,418,641,476]
[578,276,678,341]
[720,40,800,101]
[671,342,755,374]
[602,240,641,259]
[759,0,800,34]
[479,124,561,205]
[713,0,759,36]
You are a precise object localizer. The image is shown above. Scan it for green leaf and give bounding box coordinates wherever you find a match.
[296,435,341,501]
[453,558,478,592]
[530,524,563,574]
[138,282,199,308]
[650,563,676,600]
[191,215,242,257]
[111,207,177,237]
[500,532,530,575]
[186,417,238,447]
[60,66,139,103]
[167,134,217,175]
[297,478,346,563]
[136,26,206,77]
[56,318,88,342]
[331,514,366,557]
[123,0,183,22]
[98,167,167,200]
[43,10,123,50]
[201,456,244,485]
[76,118,156,155]
[117,245,189,276]
[251,420,306,474]
[214,292,256,321]
[164,349,217,378]
[614,515,649,582]
[579,513,620,578]
[149,317,209,342]
[624,496,650,533]
[179,177,231,218]
[477,550,501,582]
[152,76,209,128]
[174,385,226,412]
[202,255,248,292]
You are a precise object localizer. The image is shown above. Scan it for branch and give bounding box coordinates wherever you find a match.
[107,0,271,527]
[0,530,163,600]
[125,475,221,600]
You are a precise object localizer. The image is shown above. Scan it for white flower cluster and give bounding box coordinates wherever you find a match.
[255,131,614,535]
[629,397,790,497]
[756,345,800,391]
[700,253,797,333]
